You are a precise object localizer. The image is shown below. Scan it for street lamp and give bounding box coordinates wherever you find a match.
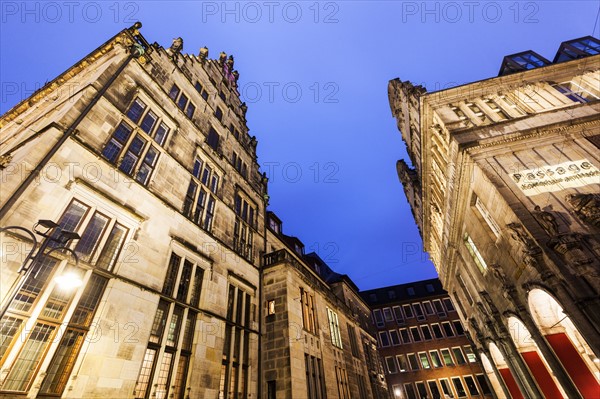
[0,219,82,320]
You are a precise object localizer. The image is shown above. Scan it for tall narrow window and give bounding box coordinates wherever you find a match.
[328,308,343,348]
[464,233,488,272]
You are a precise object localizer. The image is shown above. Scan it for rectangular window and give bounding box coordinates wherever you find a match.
[373,309,384,327]
[347,324,360,357]
[464,375,480,396]
[422,301,434,315]
[418,352,431,369]
[215,107,223,121]
[452,347,467,365]
[127,98,147,123]
[433,299,446,316]
[233,193,256,261]
[452,377,467,398]
[393,306,404,323]
[410,326,421,342]
[474,196,502,238]
[403,304,414,318]
[428,381,442,399]
[327,308,342,349]
[440,379,454,398]
[415,382,428,399]
[207,127,220,151]
[429,350,442,368]
[442,322,455,337]
[432,323,444,339]
[400,328,410,344]
[300,289,318,335]
[412,303,425,320]
[383,307,393,322]
[476,374,493,395]
[177,93,188,110]
[185,102,195,119]
[421,325,433,340]
[465,233,488,272]
[102,122,132,163]
[443,298,455,312]
[385,356,397,374]
[378,331,390,347]
[389,329,400,346]
[2,323,56,392]
[404,383,417,399]
[169,85,180,100]
[453,320,465,335]
[464,346,477,363]
[136,145,159,186]
[407,353,419,371]
[397,355,408,372]
[441,349,454,366]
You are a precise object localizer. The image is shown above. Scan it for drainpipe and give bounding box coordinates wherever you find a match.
[0,22,146,220]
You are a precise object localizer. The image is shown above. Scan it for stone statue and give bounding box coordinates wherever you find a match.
[490,264,509,286]
[219,52,227,65]
[507,222,538,252]
[199,46,209,60]
[226,55,234,70]
[566,193,600,228]
[168,37,183,55]
[533,205,559,236]
[232,70,239,82]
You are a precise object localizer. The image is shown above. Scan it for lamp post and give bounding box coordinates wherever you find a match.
[0,219,81,321]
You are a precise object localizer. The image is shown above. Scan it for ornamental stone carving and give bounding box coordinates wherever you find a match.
[167,37,183,59]
[566,193,600,228]
[507,222,539,253]
[533,205,559,236]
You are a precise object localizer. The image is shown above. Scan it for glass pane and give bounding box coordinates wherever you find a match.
[136,164,152,185]
[140,111,157,134]
[177,93,188,110]
[154,123,169,146]
[189,268,204,307]
[95,223,127,271]
[70,274,108,327]
[3,323,56,392]
[41,266,84,320]
[169,85,180,100]
[0,317,23,359]
[166,306,183,347]
[39,329,85,394]
[186,103,195,118]
[163,253,181,296]
[155,351,174,398]
[113,122,133,143]
[128,135,147,156]
[75,212,109,262]
[172,354,189,399]
[134,348,157,398]
[464,376,479,396]
[149,300,169,344]
[119,152,139,176]
[182,312,196,351]
[9,256,57,313]
[176,260,193,302]
[126,99,146,123]
[102,140,123,164]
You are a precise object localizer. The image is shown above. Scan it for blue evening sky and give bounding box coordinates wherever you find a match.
[1,1,598,290]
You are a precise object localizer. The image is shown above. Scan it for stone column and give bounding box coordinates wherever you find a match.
[479,344,510,399]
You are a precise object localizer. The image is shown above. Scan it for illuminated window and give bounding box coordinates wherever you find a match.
[473,196,501,238]
[464,233,488,272]
[385,356,398,374]
[429,350,442,368]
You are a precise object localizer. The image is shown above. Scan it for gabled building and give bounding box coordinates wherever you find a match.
[263,212,390,399]
[389,36,600,398]
[0,22,265,398]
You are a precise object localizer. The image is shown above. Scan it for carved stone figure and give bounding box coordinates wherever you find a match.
[167,37,183,57]
[232,70,239,82]
[199,46,209,60]
[226,55,234,70]
[218,52,227,65]
[507,222,538,253]
[566,193,600,228]
[533,205,559,236]
[490,264,509,286]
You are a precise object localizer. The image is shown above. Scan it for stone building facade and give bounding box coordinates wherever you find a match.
[262,212,390,399]
[388,36,600,398]
[0,23,265,398]
[362,279,494,399]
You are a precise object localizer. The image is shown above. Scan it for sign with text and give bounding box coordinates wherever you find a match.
[511,159,600,196]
